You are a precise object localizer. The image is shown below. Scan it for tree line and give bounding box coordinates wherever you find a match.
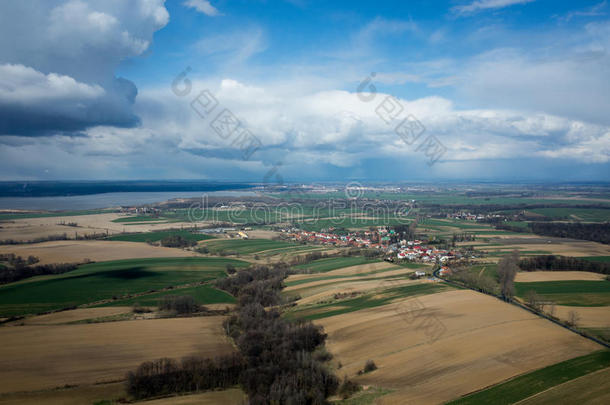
[529,222,610,244]
[127,354,244,399]
[220,263,339,404]
[0,254,78,284]
[519,255,610,275]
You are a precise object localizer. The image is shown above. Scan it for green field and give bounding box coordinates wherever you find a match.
[287,282,451,321]
[527,207,610,222]
[0,209,112,221]
[582,256,610,263]
[202,238,300,255]
[462,264,499,279]
[99,283,236,307]
[293,257,381,273]
[0,257,248,316]
[271,191,610,207]
[295,217,410,232]
[515,280,610,306]
[106,229,214,243]
[446,350,610,405]
[164,208,288,224]
[111,215,174,223]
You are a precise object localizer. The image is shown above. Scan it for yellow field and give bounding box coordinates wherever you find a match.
[0,383,246,405]
[0,316,234,394]
[462,234,610,258]
[515,271,606,282]
[0,240,200,264]
[0,213,199,242]
[317,289,602,405]
[518,367,610,405]
[141,388,246,404]
[12,307,132,325]
[553,305,610,328]
[284,262,423,305]
[0,382,126,405]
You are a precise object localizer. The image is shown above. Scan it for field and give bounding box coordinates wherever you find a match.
[11,307,132,325]
[0,240,201,265]
[0,257,248,316]
[288,282,451,321]
[315,289,602,405]
[0,382,126,405]
[461,234,610,259]
[515,271,606,282]
[283,261,428,306]
[0,384,247,405]
[292,256,381,273]
[0,317,233,393]
[0,213,198,241]
[447,350,610,405]
[526,207,610,222]
[514,280,610,306]
[106,229,214,243]
[518,367,610,405]
[99,283,236,307]
[201,238,313,255]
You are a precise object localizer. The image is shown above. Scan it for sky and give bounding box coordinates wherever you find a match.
[0,0,609,182]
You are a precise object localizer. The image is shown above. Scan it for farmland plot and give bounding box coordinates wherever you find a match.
[0,317,234,393]
[316,289,602,405]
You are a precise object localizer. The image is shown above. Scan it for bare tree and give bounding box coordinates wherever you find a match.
[526,290,542,311]
[547,302,556,317]
[568,310,580,327]
[497,250,519,302]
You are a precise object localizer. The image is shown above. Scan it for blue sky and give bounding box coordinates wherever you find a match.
[0,0,609,181]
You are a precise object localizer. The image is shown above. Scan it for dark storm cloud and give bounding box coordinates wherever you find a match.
[0,0,168,136]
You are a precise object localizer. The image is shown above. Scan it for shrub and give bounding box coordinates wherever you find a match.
[338,377,361,399]
[158,295,200,314]
[132,303,151,314]
[363,360,377,373]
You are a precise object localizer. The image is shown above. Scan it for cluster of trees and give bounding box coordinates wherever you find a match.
[127,263,342,403]
[530,222,610,244]
[0,253,39,266]
[0,254,78,284]
[448,252,519,301]
[287,251,330,266]
[448,268,498,295]
[392,221,418,242]
[126,354,244,399]
[219,263,340,404]
[158,295,201,314]
[519,255,610,275]
[160,235,196,248]
[451,233,476,243]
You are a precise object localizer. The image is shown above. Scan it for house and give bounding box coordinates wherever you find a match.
[439,266,452,277]
[414,271,426,278]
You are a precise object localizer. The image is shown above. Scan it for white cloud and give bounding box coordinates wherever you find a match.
[452,0,535,16]
[183,0,221,17]
[193,27,267,65]
[0,64,104,103]
[559,1,607,22]
[131,77,610,181]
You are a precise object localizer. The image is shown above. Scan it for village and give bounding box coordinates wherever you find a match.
[279,226,463,266]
